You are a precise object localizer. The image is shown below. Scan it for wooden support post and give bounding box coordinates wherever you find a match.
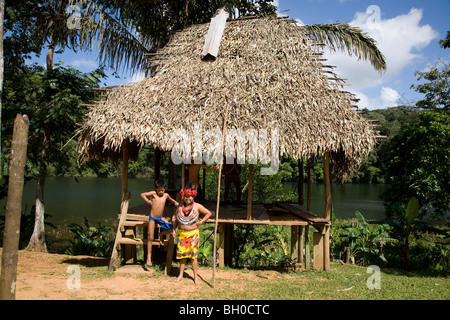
[313,230,324,270]
[218,224,233,268]
[323,225,330,272]
[305,225,310,270]
[304,159,311,270]
[298,159,304,205]
[0,114,29,300]
[323,152,331,221]
[109,139,130,271]
[109,192,130,270]
[292,159,304,265]
[168,155,176,189]
[290,226,299,262]
[154,147,161,184]
[123,226,137,264]
[307,159,311,211]
[202,168,206,202]
[247,164,253,220]
[224,224,233,267]
[122,139,129,201]
[299,226,304,266]
[181,162,185,188]
[219,224,225,268]
[164,234,174,275]
[323,151,331,272]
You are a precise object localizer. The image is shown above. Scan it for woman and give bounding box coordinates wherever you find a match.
[173,188,212,284]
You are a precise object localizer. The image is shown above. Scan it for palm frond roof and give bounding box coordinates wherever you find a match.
[78,16,376,176]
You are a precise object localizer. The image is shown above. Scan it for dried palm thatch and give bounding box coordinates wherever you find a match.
[78,16,376,178]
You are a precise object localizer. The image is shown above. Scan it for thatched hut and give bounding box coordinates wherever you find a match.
[78,16,376,272]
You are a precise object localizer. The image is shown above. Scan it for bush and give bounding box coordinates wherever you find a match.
[65,217,113,257]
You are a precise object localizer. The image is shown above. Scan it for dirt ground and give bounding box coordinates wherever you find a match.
[0,249,291,300]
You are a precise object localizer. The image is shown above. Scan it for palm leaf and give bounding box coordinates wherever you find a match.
[70,0,152,73]
[301,23,387,73]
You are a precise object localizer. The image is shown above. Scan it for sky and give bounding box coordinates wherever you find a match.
[39,0,450,110]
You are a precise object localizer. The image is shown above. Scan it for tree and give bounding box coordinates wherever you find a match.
[383,111,450,217]
[410,31,449,112]
[410,62,450,111]
[2,59,104,251]
[439,30,450,49]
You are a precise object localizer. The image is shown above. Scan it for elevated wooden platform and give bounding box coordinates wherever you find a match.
[127,201,329,227]
[124,200,330,271]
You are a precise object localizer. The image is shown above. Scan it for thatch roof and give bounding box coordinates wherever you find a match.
[78,16,376,176]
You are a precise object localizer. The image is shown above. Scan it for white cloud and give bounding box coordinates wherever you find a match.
[69,58,98,69]
[380,87,401,108]
[323,7,438,92]
[353,86,401,110]
[294,18,305,27]
[127,71,146,84]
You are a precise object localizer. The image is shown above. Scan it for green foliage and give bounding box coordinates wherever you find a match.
[337,211,397,266]
[65,217,113,257]
[411,63,450,111]
[233,225,291,268]
[383,111,450,217]
[0,205,56,249]
[1,60,104,177]
[197,225,215,267]
[439,31,450,49]
[380,198,449,270]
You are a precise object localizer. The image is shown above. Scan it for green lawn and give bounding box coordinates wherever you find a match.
[193,263,450,300]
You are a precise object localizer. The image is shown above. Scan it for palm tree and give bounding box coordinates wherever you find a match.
[302,23,386,73]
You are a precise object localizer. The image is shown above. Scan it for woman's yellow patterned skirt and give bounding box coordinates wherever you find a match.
[176,229,199,260]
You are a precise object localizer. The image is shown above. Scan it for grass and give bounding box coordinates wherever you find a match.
[191,263,450,300]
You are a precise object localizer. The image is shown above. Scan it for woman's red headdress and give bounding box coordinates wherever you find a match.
[180,189,197,197]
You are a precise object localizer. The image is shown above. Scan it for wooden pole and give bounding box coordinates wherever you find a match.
[212,101,229,288]
[154,147,161,184]
[292,159,304,264]
[297,159,304,205]
[305,158,312,270]
[307,159,311,211]
[181,162,185,188]
[323,152,331,221]
[109,139,130,271]
[0,0,5,157]
[323,151,331,272]
[122,139,129,201]
[247,164,253,220]
[0,114,29,300]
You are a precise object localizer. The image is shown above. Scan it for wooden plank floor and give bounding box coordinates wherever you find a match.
[127,201,321,226]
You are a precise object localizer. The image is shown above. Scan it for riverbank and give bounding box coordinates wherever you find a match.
[1,249,448,300]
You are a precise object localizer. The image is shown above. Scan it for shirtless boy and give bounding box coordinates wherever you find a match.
[140,179,178,266]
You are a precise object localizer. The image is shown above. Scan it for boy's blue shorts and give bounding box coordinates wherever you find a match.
[149,216,173,230]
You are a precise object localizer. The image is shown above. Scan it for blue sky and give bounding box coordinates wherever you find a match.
[38,0,450,110]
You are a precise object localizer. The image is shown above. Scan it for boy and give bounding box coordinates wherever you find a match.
[140,179,178,267]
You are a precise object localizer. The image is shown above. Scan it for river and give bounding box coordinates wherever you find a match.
[1,177,388,228]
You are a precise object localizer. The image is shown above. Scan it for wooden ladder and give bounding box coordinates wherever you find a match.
[108,192,175,274]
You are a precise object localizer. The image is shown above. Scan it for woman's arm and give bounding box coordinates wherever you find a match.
[196,204,212,226]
